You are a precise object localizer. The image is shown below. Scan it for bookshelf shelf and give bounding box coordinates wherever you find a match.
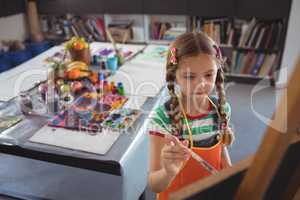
[233,47,279,54]
[225,73,272,84]
[147,40,171,45]
[219,44,234,48]
[221,45,279,54]
[225,73,271,79]
[193,16,287,85]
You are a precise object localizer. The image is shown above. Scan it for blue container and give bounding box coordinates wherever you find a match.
[8,50,32,66]
[0,53,12,73]
[27,41,50,57]
[106,56,118,74]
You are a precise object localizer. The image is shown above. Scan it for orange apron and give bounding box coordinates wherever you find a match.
[157,141,222,200]
[156,95,224,200]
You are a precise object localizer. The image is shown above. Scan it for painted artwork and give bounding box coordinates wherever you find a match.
[102,108,141,131]
[48,93,128,132]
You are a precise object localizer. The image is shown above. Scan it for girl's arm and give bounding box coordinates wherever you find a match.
[148,134,189,193]
[148,134,176,192]
[221,146,232,169]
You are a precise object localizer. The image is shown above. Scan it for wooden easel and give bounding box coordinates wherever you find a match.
[170,55,300,200]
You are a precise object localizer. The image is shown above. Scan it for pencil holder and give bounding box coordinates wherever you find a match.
[106,56,118,74]
[69,48,91,65]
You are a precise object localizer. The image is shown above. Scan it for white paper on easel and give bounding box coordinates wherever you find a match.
[29,125,121,155]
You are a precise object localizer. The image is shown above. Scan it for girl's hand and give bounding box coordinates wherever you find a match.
[161,135,190,177]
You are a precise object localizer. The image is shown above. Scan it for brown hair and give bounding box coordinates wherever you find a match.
[165,32,231,144]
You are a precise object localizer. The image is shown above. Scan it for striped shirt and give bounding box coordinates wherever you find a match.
[149,96,231,147]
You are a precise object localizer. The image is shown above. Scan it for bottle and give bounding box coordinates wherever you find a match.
[110,81,116,92]
[103,80,109,94]
[97,72,105,94]
[117,82,125,96]
[112,86,118,95]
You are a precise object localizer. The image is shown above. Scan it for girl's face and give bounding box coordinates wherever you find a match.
[176,53,218,100]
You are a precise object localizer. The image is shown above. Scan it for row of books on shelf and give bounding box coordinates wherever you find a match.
[200,18,283,50]
[41,15,284,52]
[40,15,107,42]
[230,51,278,77]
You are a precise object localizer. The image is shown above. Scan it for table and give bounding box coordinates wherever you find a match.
[0,43,168,200]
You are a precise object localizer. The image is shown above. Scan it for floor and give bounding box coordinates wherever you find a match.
[0,82,279,200]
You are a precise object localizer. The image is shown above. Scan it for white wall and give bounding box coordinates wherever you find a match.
[277,0,300,87]
[0,13,28,41]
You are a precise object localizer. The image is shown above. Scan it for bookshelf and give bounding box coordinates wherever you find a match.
[191,17,287,84]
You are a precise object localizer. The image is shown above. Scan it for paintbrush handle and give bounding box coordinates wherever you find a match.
[106,29,118,51]
[187,148,218,174]
[160,133,219,174]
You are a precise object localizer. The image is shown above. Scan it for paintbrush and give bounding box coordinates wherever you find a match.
[150,131,218,174]
[106,28,124,65]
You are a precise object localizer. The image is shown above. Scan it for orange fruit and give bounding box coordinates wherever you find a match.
[73,42,84,50]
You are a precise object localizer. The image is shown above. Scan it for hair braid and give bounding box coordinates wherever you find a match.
[215,65,235,146]
[165,50,183,137]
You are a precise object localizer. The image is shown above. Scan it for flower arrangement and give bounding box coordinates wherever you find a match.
[65,37,89,51]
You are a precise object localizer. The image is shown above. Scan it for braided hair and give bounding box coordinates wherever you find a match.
[165,32,234,145]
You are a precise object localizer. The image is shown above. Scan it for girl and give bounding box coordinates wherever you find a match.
[148,32,235,199]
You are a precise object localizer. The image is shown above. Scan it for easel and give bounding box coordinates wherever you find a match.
[170,55,300,200]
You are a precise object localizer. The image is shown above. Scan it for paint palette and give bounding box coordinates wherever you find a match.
[47,108,108,132]
[102,108,141,131]
[47,92,128,132]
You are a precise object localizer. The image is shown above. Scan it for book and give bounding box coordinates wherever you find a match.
[274,22,283,49]
[231,50,238,72]
[264,23,274,49]
[247,23,259,48]
[251,53,265,75]
[255,27,266,49]
[240,18,256,47]
[234,52,244,73]
[258,53,277,77]
[227,29,234,46]
[245,53,258,74]
[237,52,248,73]
[250,23,262,48]
[241,51,255,74]
[238,23,249,47]
[95,18,106,40]
[214,24,221,45]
